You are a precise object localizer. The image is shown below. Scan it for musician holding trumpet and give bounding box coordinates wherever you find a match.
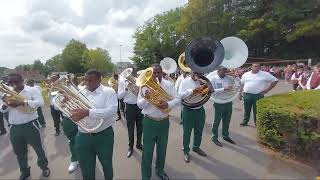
[137,64,181,180]
[0,73,50,180]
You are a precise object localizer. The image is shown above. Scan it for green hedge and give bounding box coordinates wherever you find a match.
[257,90,320,159]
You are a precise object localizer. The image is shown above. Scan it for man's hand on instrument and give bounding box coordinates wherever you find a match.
[144,89,151,99]
[7,99,25,108]
[71,109,89,122]
[158,100,169,109]
[2,104,8,110]
[224,85,233,91]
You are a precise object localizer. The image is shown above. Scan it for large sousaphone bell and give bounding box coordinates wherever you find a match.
[180,36,225,108]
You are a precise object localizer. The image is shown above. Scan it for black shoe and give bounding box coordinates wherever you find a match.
[136,144,143,150]
[127,147,133,158]
[223,137,236,144]
[240,123,248,126]
[54,130,60,136]
[179,121,182,125]
[42,167,50,177]
[212,140,223,147]
[184,153,190,163]
[156,172,169,180]
[0,130,7,136]
[116,116,121,121]
[19,167,31,180]
[192,148,207,156]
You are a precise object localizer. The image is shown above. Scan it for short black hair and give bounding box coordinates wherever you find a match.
[151,63,162,69]
[51,73,60,78]
[85,69,102,78]
[8,73,23,80]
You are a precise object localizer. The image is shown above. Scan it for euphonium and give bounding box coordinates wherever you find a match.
[120,68,139,97]
[0,81,37,113]
[50,77,103,132]
[136,67,173,113]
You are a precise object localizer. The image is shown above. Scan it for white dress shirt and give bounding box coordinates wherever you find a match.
[241,70,278,94]
[137,79,180,118]
[79,85,118,133]
[178,76,202,109]
[306,72,320,90]
[0,85,44,125]
[207,74,234,103]
[117,78,137,104]
[175,74,185,91]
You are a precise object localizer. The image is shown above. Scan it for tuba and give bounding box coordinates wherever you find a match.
[0,81,37,113]
[136,67,173,113]
[50,77,103,132]
[120,68,139,97]
[210,37,248,103]
[180,36,225,108]
[178,53,191,73]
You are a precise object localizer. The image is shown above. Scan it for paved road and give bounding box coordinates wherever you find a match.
[0,81,318,179]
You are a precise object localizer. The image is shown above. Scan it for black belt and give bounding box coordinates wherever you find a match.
[12,119,38,126]
[81,126,111,136]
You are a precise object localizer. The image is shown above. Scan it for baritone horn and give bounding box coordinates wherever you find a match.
[50,77,103,132]
[136,67,173,113]
[120,68,139,97]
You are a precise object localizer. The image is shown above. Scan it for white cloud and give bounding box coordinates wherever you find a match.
[0,0,187,69]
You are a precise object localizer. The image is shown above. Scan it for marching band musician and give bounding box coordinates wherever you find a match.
[207,67,236,147]
[49,74,62,136]
[137,64,180,180]
[306,63,320,90]
[111,73,122,120]
[70,69,118,180]
[239,63,278,126]
[0,73,50,180]
[25,79,46,127]
[178,71,208,163]
[118,67,143,158]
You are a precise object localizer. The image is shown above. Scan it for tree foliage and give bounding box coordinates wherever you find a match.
[61,39,88,73]
[132,0,320,68]
[82,48,114,74]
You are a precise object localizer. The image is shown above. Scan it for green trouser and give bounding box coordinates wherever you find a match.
[76,127,114,180]
[182,106,205,154]
[9,120,48,174]
[141,117,169,180]
[212,102,232,140]
[50,105,61,131]
[61,117,78,162]
[125,103,143,147]
[37,107,46,125]
[0,112,5,131]
[243,93,264,124]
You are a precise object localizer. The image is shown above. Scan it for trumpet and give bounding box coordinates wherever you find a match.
[136,67,173,113]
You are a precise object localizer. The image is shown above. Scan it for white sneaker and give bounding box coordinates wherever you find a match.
[68,161,79,173]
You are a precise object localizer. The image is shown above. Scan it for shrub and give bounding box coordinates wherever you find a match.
[257,90,320,159]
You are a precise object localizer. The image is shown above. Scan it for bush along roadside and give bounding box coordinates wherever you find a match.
[257,90,320,160]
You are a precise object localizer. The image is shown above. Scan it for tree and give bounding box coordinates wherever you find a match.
[32,60,46,75]
[82,48,114,74]
[131,8,185,69]
[45,54,64,75]
[61,39,88,73]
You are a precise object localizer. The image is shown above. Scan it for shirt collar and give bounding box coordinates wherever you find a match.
[85,84,103,94]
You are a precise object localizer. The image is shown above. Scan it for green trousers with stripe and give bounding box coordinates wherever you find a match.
[9,120,48,174]
[61,117,78,162]
[243,93,264,125]
[141,117,169,180]
[212,102,232,140]
[181,106,205,154]
[75,127,114,180]
[125,103,143,147]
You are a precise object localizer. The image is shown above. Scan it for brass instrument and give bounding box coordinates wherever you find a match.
[136,67,173,113]
[0,81,37,113]
[178,53,191,73]
[120,68,139,97]
[160,57,177,83]
[108,77,118,92]
[50,77,103,132]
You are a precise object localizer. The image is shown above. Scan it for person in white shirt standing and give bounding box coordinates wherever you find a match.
[70,69,118,180]
[48,74,62,136]
[25,79,46,127]
[138,64,181,180]
[239,63,278,126]
[118,67,143,158]
[175,71,190,125]
[1,73,50,180]
[207,67,236,147]
[178,71,208,163]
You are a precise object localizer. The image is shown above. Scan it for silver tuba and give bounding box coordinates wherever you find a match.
[210,37,248,103]
[120,68,139,97]
[50,77,103,132]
